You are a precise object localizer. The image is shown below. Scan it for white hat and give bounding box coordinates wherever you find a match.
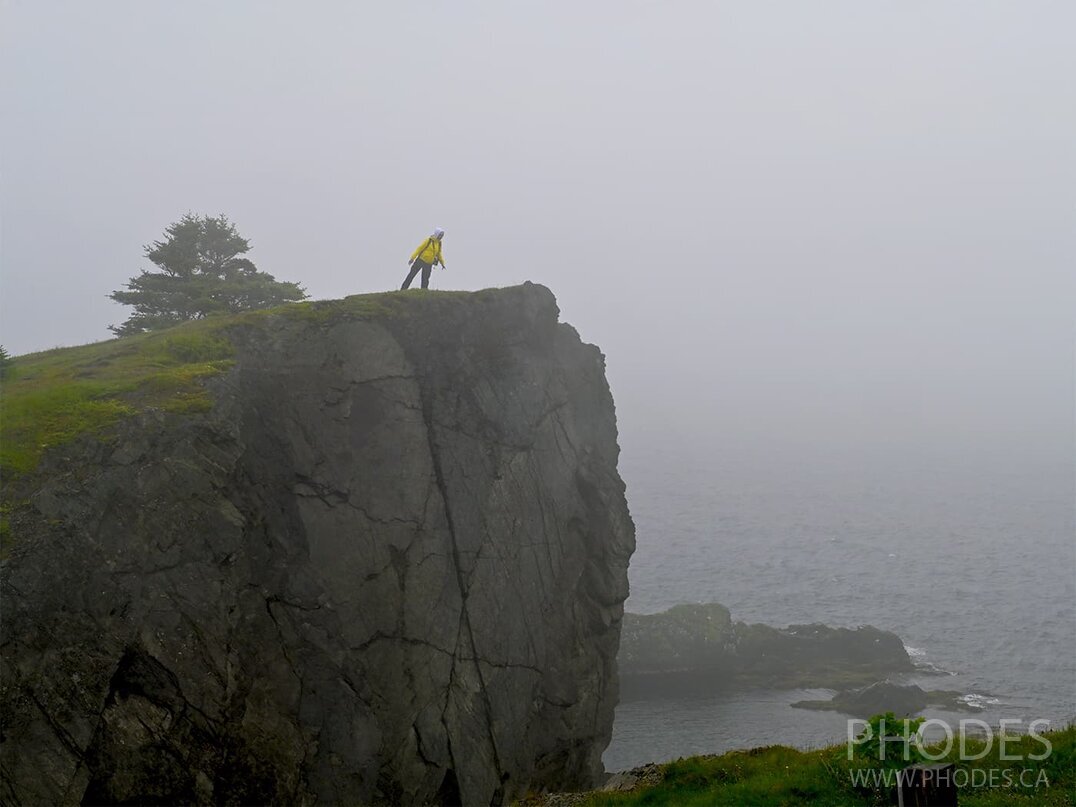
[433,227,445,238]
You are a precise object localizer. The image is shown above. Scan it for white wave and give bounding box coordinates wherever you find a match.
[959,693,1001,709]
[903,643,956,675]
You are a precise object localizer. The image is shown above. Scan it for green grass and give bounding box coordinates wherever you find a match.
[0,289,488,483]
[557,725,1075,807]
[0,320,235,478]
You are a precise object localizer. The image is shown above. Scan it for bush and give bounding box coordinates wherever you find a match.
[848,712,927,770]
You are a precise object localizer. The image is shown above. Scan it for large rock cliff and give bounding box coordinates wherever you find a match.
[0,284,635,806]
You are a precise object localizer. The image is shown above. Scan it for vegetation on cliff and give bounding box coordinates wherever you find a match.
[0,324,235,478]
[0,289,484,482]
[108,214,307,336]
[0,289,479,554]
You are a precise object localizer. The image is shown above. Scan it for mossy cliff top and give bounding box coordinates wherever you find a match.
[0,285,549,482]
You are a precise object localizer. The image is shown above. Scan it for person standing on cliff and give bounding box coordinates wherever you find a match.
[401,228,446,290]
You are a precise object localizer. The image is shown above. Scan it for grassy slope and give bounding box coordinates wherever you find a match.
[561,726,1074,807]
[0,323,235,478]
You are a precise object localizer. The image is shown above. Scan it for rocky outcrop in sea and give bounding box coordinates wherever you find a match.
[618,603,915,698]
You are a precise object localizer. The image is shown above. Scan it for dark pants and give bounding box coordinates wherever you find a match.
[401,260,432,290]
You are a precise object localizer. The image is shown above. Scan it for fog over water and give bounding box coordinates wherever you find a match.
[3,0,1074,760]
[607,434,1074,767]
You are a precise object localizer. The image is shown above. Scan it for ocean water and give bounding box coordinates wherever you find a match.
[604,439,1076,771]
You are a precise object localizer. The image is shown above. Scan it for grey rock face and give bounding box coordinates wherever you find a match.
[0,284,635,806]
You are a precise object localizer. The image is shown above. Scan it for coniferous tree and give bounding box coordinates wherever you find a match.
[109,214,307,336]
[0,345,13,381]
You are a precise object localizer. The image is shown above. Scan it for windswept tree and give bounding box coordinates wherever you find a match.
[0,345,13,381]
[109,214,307,336]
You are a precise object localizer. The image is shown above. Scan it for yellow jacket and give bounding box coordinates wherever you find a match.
[410,236,445,267]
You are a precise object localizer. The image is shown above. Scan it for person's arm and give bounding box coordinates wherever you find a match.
[409,238,430,264]
[437,242,446,268]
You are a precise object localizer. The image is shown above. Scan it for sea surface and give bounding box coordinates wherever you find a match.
[603,438,1076,771]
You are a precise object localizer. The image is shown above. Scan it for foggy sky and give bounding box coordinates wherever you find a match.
[2,1,1073,466]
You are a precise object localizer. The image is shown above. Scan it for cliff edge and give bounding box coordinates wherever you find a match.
[0,284,636,806]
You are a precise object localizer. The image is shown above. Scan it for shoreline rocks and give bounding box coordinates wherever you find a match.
[618,603,915,699]
[792,681,980,716]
